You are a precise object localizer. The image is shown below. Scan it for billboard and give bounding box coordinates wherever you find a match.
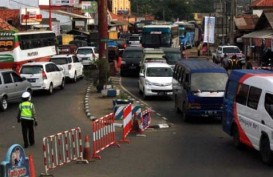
[203,16,215,44]
[81,1,97,13]
[39,0,79,6]
[20,8,42,25]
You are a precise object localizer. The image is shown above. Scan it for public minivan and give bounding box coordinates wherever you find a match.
[222,69,273,165]
[173,58,228,122]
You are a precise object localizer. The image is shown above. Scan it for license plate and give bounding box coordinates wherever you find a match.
[27,78,36,82]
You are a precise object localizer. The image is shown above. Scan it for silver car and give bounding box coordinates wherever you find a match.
[0,69,32,111]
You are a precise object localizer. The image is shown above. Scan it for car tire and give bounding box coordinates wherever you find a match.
[174,96,180,113]
[232,125,243,149]
[48,83,53,95]
[60,79,65,89]
[260,136,273,165]
[0,96,8,111]
[181,102,188,122]
[142,87,147,100]
[73,72,77,83]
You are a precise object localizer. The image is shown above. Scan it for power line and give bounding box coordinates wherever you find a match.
[9,0,38,8]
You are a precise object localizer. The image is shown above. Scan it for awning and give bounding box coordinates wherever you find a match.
[242,29,273,39]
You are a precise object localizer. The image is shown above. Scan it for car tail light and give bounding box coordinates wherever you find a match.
[68,64,72,70]
[42,70,47,80]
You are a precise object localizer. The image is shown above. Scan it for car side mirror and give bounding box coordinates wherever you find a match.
[139,72,144,77]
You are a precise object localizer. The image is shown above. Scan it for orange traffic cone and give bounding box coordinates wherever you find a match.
[29,154,36,177]
[83,135,92,161]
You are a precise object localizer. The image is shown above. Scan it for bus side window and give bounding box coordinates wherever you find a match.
[265,93,273,119]
[247,86,261,110]
[236,83,249,105]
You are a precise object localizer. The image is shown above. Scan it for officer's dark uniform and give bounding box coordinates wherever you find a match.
[17,92,37,148]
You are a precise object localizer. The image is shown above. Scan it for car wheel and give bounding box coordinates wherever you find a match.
[0,96,8,111]
[60,79,65,89]
[48,83,53,95]
[174,96,180,113]
[142,87,147,100]
[73,72,77,83]
[232,125,243,149]
[260,136,273,165]
[181,102,188,122]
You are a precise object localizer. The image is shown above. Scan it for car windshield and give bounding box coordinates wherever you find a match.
[20,66,43,74]
[77,48,94,54]
[146,67,172,77]
[191,73,228,92]
[223,47,240,53]
[165,53,181,64]
[123,51,143,58]
[50,58,68,65]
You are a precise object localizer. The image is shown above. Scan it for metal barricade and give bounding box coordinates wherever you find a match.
[92,113,120,160]
[40,127,88,177]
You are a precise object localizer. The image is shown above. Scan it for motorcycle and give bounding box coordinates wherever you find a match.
[222,55,242,70]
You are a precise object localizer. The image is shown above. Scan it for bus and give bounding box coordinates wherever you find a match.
[0,30,57,72]
[174,21,196,49]
[141,23,179,48]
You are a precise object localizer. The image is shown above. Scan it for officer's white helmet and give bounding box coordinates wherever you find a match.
[22,91,31,101]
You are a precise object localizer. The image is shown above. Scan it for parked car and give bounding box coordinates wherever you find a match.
[49,54,84,82]
[138,62,173,99]
[120,46,144,77]
[161,47,182,68]
[0,69,32,111]
[76,46,99,66]
[213,45,245,65]
[20,62,65,94]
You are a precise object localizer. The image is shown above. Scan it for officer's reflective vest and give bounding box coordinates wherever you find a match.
[19,101,34,120]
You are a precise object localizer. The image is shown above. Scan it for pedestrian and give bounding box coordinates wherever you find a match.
[17,91,38,148]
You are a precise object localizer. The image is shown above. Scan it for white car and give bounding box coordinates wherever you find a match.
[76,46,99,66]
[128,34,142,47]
[138,62,173,99]
[20,62,65,94]
[49,54,84,82]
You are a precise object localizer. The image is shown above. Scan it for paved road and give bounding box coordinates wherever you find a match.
[1,76,273,177]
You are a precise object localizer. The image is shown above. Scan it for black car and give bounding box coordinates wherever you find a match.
[120,47,144,77]
[162,47,183,68]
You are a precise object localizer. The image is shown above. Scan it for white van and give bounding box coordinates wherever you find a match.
[223,69,273,165]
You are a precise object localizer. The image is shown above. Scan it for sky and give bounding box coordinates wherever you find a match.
[2,0,39,9]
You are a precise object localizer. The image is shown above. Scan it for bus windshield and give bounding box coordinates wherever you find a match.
[191,73,228,92]
[142,33,171,47]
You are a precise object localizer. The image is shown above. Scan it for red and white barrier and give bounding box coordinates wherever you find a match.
[40,127,87,177]
[119,104,133,143]
[92,113,120,160]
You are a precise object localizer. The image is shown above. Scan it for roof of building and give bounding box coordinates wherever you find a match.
[234,14,259,31]
[251,0,273,8]
[0,18,17,30]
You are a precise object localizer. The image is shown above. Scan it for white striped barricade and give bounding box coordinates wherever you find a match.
[92,113,120,160]
[40,127,88,177]
[119,103,133,143]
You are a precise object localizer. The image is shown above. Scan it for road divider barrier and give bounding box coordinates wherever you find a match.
[40,127,88,177]
[92,113,120,160]
[119,104,133,143]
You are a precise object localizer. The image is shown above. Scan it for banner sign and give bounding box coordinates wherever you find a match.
[39,0,79,6]
[20,8,42,25]
[82,1,97,13]
[203,16,215,44]
[0,144,30,177]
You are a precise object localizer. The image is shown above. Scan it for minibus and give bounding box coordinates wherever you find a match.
[173,58,228,122]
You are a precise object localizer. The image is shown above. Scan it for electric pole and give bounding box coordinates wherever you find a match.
[229,0,236,45]
[97,0,109,92]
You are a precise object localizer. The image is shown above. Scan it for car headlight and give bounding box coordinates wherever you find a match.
[145,79,152,85]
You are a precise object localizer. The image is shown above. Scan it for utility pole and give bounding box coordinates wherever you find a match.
[97,0,109,92]
[229,0,236,45]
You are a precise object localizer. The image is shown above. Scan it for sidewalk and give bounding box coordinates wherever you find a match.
[84,75,170,131]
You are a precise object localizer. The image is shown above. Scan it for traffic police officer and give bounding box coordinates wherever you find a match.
[17,91,37,148]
